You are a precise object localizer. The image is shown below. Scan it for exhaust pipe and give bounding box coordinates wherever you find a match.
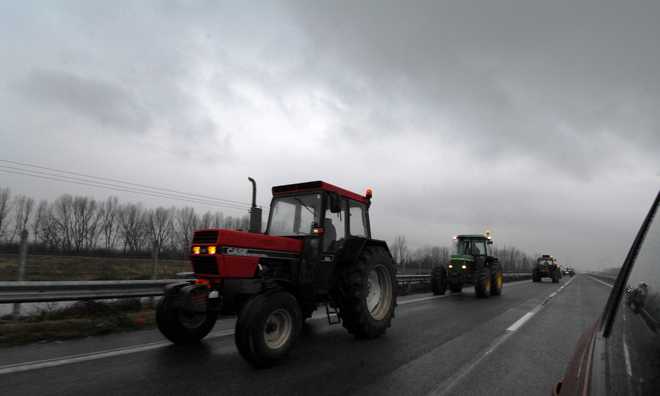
[248,177,262,233]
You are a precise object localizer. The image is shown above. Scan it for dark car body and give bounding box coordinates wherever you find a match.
[555,190,660,395]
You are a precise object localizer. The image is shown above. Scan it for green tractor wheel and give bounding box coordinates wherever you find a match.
[475,267,491,298]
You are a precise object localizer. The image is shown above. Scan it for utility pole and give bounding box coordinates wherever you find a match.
[12,229,29,318]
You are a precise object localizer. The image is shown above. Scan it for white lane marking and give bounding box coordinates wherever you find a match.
[399,295,447,305]
[430,276,576,396]
[506,311,536,332]
[588,276,614,288]
[0,279,534,376]
[0,329,234,376]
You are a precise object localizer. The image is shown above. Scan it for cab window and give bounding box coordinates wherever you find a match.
[349,201,368,237]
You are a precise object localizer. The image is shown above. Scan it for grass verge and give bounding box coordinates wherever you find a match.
[0,299,157,346]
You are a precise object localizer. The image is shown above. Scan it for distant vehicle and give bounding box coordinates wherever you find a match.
[533,254,561,283]
[562,267,576,277]
[555,190,660,395]
[156,180,397,368]
[431,233,503,298]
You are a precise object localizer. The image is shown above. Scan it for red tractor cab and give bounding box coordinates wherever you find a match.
[157,180,397,368]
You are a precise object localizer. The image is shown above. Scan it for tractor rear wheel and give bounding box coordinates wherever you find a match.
[552,271,559,283]
[235,290,302,368]
[156,295,218,344]
[490,267,503,296]
[431,266,447,295]
[475,267,491,298]
[338,245,397,339]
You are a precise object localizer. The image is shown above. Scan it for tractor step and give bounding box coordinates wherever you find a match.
[325,304,341,325]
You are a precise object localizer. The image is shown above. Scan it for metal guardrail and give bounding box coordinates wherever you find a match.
[0,273,533,304]
[0,280,179,304]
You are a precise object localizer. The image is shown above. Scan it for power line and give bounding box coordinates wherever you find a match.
[0,164,250,210]
[0,159,255,208]
[0,167,252,213]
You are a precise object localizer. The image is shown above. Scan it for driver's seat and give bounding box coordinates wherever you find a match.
[323,218,337,250]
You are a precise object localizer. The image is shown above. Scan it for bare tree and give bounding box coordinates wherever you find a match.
[52,195,74,251]
[118,203,146,254]
[71,196,100,252]
[99,197,120,250]
[0,187,12,242]
[9,195,34,243]
[391,235,408,267]
[146,207,173,277]
[31,200,48,243]
[174,207,198,257]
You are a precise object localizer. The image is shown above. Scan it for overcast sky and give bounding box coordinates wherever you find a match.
[1,1,658,270]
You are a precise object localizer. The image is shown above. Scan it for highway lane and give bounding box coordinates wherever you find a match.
[0,276,610,396]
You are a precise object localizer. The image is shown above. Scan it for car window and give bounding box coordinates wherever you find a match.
[601,192,659,395]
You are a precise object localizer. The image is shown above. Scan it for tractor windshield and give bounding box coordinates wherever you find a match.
[267,194,322,236]
[455,239,486,256]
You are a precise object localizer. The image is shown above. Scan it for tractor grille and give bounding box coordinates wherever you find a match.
[191,256,219,275]
[193,230,218,244]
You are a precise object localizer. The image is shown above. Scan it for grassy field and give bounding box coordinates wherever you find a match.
[0,299,156,346]
[0,253,190,281]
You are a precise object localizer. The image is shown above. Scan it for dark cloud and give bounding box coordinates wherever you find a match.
[14,69,150,133]
[285,0,660,178]
[0,1,657,271]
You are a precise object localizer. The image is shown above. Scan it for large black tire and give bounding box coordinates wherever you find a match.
[474,267,491,298]
[431,266,447,295]
[490,267,503,296]
[532,270,540,283]
[338,245,397,339]
[552,271,559,283]
[156,295,218,344]
[449,282,463,293]
[235,290,302,368]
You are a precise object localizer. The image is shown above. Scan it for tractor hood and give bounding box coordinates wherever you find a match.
[190,229,303,278]
[450,254,474,263]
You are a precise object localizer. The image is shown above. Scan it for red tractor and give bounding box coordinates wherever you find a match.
[156,180,397,367]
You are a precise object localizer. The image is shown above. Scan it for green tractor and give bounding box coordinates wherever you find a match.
[532,254,561,283]
[431,234,503,298]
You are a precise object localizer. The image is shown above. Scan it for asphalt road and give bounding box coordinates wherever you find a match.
[0,275,611,396]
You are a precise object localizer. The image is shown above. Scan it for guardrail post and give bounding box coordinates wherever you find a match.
[12,229,29,318]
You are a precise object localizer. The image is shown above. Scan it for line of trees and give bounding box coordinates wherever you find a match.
[0,187,249,258]
[390,235,536,274]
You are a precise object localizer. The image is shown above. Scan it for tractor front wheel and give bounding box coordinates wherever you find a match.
[490,268,503,296]
[156,295,218,344]
[431,266,447,295]
[338,245,397,339]
[235,290,302,368]
[475,267,491,298]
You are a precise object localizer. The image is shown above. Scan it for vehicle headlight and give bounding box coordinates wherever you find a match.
[461,264,467,269]
[448,264,453,269]
[192,246,201,255]
[208,246,217,255]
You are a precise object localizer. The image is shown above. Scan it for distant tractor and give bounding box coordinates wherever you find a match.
[156,180,397,368]
[532,255,561,283]
[432,234,503,298]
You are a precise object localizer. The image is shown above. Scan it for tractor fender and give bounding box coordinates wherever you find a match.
[163,281,193,297]
[334,237,393,268]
